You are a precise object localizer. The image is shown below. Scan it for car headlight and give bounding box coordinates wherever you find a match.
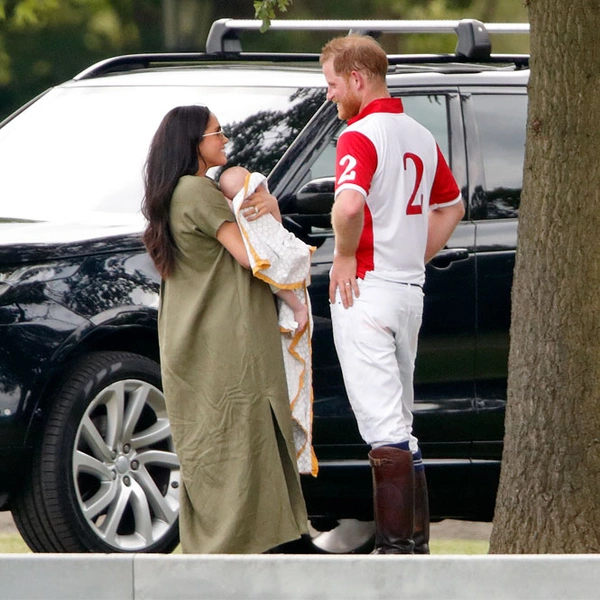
[0,264,77,287]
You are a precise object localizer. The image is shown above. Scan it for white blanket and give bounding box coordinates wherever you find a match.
[231,172,318,476]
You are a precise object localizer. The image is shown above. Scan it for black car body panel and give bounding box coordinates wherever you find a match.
[0,233,160,464]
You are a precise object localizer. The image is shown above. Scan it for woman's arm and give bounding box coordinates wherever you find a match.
[216,221,251,268]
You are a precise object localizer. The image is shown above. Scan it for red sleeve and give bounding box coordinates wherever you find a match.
[335,130,378,197]
[430,145,461,208]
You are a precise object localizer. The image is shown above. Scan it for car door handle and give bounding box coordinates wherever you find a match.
[429,248,469,269]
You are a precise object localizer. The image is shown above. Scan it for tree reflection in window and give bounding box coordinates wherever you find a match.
[471,94,527,220]
[221,88,326,176]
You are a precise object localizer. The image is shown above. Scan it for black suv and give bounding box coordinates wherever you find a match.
[0,18,529,553]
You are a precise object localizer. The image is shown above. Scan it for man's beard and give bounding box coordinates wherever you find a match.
[337,94,361,121]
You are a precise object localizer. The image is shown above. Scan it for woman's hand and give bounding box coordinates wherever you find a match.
[241,187,282,223]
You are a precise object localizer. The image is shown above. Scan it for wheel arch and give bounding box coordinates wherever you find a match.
[23,309,160,448]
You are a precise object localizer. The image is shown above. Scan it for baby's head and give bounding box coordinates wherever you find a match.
[220,166,251,200]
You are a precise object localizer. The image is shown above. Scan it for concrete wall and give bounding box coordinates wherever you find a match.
[2,554,600,600]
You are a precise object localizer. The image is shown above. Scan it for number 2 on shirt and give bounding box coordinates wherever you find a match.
[404,152,424,215]
[338,155,357,184]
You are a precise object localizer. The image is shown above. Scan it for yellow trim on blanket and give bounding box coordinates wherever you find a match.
[281,285,318,477]
[234,174,270,271]
[235,174,316,290]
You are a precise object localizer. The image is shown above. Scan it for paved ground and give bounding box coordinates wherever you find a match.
[0,510,492,541]
[0,511,18,535]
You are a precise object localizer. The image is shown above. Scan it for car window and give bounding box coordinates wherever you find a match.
[402,94,450,160]
[0,85,324,223]
[308,94,451,181]
[471,94,527,219]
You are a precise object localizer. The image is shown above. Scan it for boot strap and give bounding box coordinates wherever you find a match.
[369,456,394,467]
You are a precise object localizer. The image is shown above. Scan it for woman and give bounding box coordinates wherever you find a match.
[141,105,308,554]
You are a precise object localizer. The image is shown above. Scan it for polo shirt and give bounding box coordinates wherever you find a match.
[335,97,461,285]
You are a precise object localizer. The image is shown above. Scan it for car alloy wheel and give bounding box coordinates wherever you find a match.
[12,351,180,553]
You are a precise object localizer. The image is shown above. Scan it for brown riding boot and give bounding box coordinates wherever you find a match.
[413,468,430,554]
[368,446,415,554]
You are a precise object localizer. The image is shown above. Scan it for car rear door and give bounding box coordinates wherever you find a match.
[461,87,527,462]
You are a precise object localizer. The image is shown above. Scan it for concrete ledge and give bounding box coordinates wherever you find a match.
[2,554,600,600]
[0,554,132,600]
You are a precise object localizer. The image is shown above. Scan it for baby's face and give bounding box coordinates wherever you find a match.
[221,169,251,199]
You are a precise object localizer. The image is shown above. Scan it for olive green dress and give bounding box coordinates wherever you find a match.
[158,175,308,554]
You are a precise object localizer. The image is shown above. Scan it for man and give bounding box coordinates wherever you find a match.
[320,35,465,554]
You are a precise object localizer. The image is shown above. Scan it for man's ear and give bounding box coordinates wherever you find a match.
[350,70,366,90]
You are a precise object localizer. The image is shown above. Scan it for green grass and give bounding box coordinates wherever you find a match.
[0,535,487,555]
[431,538,489,555]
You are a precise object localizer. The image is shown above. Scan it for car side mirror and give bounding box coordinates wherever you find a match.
[280,177,335,248]
[296,177,335,215]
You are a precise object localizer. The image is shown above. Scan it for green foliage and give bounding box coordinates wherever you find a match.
[1,0,61,27]
[0,0,529,121]
[254,0,292,31]
[0,36,8,85]
[0,0,161,120]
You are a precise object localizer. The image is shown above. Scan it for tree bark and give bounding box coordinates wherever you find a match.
[489,0,600,553]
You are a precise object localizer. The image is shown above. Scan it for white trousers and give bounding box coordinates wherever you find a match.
[330,274,424,452]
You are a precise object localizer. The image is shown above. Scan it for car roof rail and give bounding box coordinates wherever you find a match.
[73,53,208,80]
[205,18,529,59]
[71,19,528,81]
[72,51,334,80]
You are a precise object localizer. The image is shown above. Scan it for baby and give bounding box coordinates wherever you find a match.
[220,165,309,333]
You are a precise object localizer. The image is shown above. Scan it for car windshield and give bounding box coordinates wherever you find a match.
[0,84,325,224]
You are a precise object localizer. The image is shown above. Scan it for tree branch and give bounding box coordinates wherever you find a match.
[254,0,292,32]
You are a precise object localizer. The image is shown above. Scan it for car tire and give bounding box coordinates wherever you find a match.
[12,351,180,553]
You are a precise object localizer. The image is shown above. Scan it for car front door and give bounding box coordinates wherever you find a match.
[274,89,477,468]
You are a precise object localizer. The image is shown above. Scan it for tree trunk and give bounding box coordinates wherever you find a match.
[489,1,600,553]
[162,0,213,50]
[479,0,500,22]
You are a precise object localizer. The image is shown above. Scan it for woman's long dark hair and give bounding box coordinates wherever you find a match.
[142,105,211,278]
